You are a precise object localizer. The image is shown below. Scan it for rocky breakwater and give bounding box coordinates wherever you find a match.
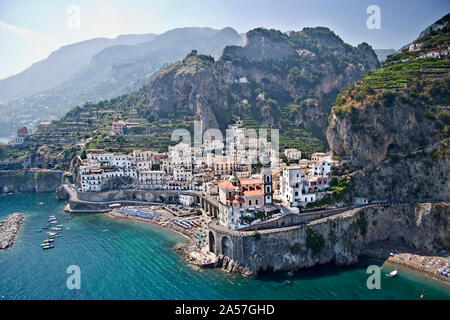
[0,213,25,250]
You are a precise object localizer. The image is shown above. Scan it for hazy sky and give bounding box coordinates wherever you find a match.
[0,0,449,79]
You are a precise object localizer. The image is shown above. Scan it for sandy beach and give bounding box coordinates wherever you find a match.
[362,242,450,284]
[104,205,217,267]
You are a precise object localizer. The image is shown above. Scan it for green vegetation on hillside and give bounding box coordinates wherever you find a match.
[306,229,325,254]
[332,57,450,120]
[309,176,353,208]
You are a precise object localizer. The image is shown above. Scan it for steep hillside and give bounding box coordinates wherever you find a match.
[140,27,379,151]
[327,14,450,201]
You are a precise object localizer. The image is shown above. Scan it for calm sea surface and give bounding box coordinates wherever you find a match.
[0,193,448,300]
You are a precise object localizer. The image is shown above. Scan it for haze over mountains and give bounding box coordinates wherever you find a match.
[0,33,158,102]
[0,27,244,137]
[374,49,397,62]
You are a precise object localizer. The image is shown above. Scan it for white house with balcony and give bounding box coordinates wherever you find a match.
[280,166,303,205]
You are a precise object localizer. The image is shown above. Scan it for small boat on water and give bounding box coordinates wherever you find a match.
[42,226,49,230]
[388,270,398,277]
[42,245,54,250]
[44,239,54,243]
[50,221,58,224]
[36,230,43,233]
[56,225,64,227]
[51,227,62,231]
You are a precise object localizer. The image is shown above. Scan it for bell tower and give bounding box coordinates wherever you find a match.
[262,164,273,205]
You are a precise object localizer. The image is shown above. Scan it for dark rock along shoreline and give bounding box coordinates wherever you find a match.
[0,213,25,250]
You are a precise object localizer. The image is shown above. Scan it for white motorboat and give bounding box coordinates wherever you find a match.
[388,270,398,277]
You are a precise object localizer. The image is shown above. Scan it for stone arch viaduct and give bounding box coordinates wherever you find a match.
[58,184,219,217]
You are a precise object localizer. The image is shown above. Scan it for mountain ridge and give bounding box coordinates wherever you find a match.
[0,27,244,137]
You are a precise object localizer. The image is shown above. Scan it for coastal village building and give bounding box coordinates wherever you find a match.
[311,152,329,161]
[17,127,28,137]
[202,181,219,196]
[279,166,317,206]
[280,166,303,205]
[138,170,165,188]
[284,148,302,161]
[179,194,195,207]
[13,136,24,145]
[304,176,329,193]
[173,167,192,182]
[80,164,104,192]
[213,156,237,177]
[112,120,126,135]
[311,155,339,176]
[409,43,422,51]
[11,126,29,145]
[217,170,273,230]
[279,152,339,206]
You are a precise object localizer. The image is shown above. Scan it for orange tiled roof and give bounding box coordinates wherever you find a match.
[240,178,262,185]
[243,190,264,196]
[218,181,235,190]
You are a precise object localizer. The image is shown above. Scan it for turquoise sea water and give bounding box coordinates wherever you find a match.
[0,193,449,300]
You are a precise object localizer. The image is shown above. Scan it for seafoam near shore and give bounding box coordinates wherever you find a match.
[105,207,218,267]
[0,213,25,250]
[362,242,450,284]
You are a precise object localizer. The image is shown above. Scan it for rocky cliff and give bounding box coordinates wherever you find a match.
[141,27,379,145]
[327,96,449,200]
[327,17,449,201]
[217,203,449,277]
[145,54,225,130]
[0,170,63,194]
